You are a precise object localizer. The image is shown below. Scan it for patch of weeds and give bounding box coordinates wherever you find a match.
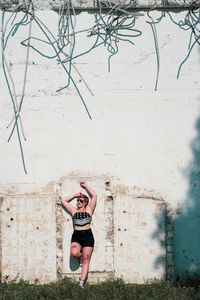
[0,277,200,300]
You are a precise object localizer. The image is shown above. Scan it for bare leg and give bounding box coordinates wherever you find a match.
[80,247,93,282]
[70,242,82,259]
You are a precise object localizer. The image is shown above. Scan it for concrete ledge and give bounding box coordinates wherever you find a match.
[0,0,200,11]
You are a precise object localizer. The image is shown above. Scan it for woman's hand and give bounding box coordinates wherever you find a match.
[80,181,87,188]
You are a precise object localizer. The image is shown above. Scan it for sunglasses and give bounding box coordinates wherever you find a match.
[77,198,84,203]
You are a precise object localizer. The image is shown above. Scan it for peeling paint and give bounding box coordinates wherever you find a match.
[104,182,114,278]
[55,193,63,280]
[137,194,164,201]
[115,184,130,195]
[137,212,144,219]
[113,184,164,202]
[0,177,169,283]
[42,181,55,193]
[131,236,139,242]
[149,249,157,255]
[0,195,57,283]
[140,222,147,227]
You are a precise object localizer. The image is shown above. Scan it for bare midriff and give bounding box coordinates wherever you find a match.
[74,224,91,231]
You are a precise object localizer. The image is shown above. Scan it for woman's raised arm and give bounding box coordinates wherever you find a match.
[61,192,81,215]
[80,182,97,213]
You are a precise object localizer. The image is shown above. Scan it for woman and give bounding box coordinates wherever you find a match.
[61,181,97,288]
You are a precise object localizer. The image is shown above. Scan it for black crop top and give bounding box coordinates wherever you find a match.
[72,211,92,227]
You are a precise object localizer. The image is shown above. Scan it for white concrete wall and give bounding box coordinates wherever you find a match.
[0,7,200,282]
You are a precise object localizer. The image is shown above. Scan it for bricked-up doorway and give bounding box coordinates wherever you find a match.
[114,194,166,282]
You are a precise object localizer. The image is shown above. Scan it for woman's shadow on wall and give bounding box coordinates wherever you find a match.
[61,204,80,272]
[153,105,200,279]
[174,115,200,278]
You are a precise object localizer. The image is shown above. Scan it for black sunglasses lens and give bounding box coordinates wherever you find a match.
[77,199,84,203]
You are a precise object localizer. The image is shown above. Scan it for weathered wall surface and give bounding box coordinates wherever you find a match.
[0,179,166,283]
[0,5,200,282]
[0,194,57,283]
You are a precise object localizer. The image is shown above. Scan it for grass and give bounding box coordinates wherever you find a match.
[0,277,200,300]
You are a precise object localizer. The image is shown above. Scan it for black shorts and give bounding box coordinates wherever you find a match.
[71,229,95,248]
